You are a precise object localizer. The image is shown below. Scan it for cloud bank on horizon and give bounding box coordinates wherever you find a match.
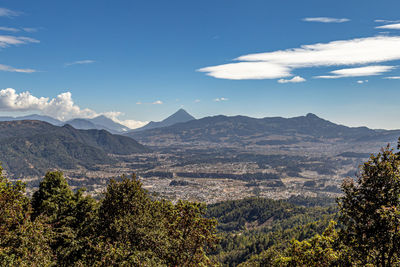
[198,34,400,82]
[0,88,147,129]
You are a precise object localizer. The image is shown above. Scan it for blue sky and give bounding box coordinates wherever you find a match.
[1,0,400,129]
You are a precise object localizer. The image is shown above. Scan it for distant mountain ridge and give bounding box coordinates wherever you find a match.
[0,120,150,177]
[0,114,63,126]
[65,115,129,133]
[131,108,195,132]
[0,114,130,134]
[127,113,400,152]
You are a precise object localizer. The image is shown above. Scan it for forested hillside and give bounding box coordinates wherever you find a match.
[0,120,149,177]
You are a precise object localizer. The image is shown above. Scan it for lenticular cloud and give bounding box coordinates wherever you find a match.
[199,36,400,80]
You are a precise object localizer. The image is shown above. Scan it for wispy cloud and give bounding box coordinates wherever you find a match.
[0,88,146,128]
[0,27,38,33]
[384,76,400,80]
[22,27,38,33]
[375,19,400,23]
[0,8,20,18]
[199,36,400,80]
[376,23,400,30]
[315,65,395,79]
[278,76,306,83]
[136,100,163,105]
[214,97,228,102]
[0,64,36,73]
[0,26,19,32]
[302,17,350,23]
[65,59,96,67]
[0,35,39,48]
[194,99,201,103]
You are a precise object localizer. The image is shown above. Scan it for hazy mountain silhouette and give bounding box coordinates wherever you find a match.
[0,114,63,125]
[0,114,130,133]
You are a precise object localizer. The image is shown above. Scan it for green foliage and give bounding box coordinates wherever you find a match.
[0,166,54,266]
[207,197,336,266]
[12,171,218,266]
[31,171,97,265]
[275,221,351,267]
[91,175,218,266]
[339,146,400,266]
[239,144,400,267]
[162,200,218,265]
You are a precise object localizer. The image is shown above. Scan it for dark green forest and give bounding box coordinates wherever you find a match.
[2,144,400,266]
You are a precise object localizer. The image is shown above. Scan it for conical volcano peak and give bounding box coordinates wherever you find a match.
[131,109,195,132]
[165,109,195,122]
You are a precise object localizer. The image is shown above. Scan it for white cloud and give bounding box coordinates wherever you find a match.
[115,119,148,129]
[65,59,96,66]
[0,8,20,17]
[194,99,201,103]
[384,76,400,79]
[136,100,163,105]
[0,26,19,32]
[357,80,368,84]
[236,36,400,66]
[0,89,98,120]
[199,36,400,80]
[0,64,36,73]
[199,61,291,80]
[376,23,400,30]
[0,35,39,48]
[278,76,306,83]
[0,88,147,129]
[101,111,147,129]
[302,17,350,23]
[214,97,228,102]
[315,65,395,79]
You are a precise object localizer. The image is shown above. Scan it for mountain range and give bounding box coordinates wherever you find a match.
[0,109,196,134]
[2,110,400,178]
[0,114,130,134]
[0,120,149,177]
[127,113,400,153]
